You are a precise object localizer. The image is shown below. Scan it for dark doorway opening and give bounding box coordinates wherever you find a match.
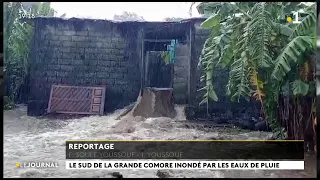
[142,21,189,92]
[145,51,173,88]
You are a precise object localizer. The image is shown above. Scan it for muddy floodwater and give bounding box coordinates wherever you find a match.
[3,105,317,178]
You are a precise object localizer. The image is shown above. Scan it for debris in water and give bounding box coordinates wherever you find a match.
[156,170,172,178]
[115,103,135,120]
[108,172,123,178]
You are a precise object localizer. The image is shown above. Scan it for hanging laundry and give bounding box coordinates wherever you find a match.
[167,39,178,64]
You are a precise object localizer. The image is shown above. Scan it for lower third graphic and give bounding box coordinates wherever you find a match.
[16,161,59,168]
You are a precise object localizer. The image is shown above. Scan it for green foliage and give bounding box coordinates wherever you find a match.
[272,9,316,81]
[4,2,55,109]
[160,51,170,65]
[4,96,15,110]
[198,2,316,139]
[272,36,314,80]
[200,14,221,28]
[291,80,309,96]
[30,2,55,16]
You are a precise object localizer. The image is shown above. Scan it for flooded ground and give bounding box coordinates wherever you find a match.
[3,105,317,178]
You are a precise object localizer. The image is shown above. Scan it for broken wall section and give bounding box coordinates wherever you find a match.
[28,18,142,116]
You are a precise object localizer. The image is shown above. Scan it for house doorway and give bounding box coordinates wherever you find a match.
[145,51,173,88]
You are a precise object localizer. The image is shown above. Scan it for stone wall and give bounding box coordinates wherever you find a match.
[28,18,141,115]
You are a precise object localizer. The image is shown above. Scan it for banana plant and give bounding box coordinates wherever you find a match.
[4,2,55,108]
[197,2,316,140]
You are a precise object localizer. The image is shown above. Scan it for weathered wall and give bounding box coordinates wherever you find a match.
[173,43,189,104]
[28,18,141,115]
[192,21,258,119]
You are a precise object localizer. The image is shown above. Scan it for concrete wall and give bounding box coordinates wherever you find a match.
[173,43,189,104]
[27,17,258,117]
[192,21,258,118]
[28,18,142,115]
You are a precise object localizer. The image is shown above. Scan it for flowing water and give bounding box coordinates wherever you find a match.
[3,105,317,178]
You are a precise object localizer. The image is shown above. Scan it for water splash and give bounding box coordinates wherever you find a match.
[3,105,316,178]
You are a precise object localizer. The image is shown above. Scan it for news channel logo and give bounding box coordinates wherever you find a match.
[286,11,302,24]
[15,162,59,168]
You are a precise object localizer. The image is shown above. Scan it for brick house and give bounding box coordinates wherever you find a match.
[26,17,254,117]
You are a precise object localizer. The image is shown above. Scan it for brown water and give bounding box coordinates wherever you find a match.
[3,105,317,178]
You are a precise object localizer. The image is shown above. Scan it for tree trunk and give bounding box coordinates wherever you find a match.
[131,87,176,118]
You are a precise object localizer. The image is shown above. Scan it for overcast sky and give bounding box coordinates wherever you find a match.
[50,2,201,21]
